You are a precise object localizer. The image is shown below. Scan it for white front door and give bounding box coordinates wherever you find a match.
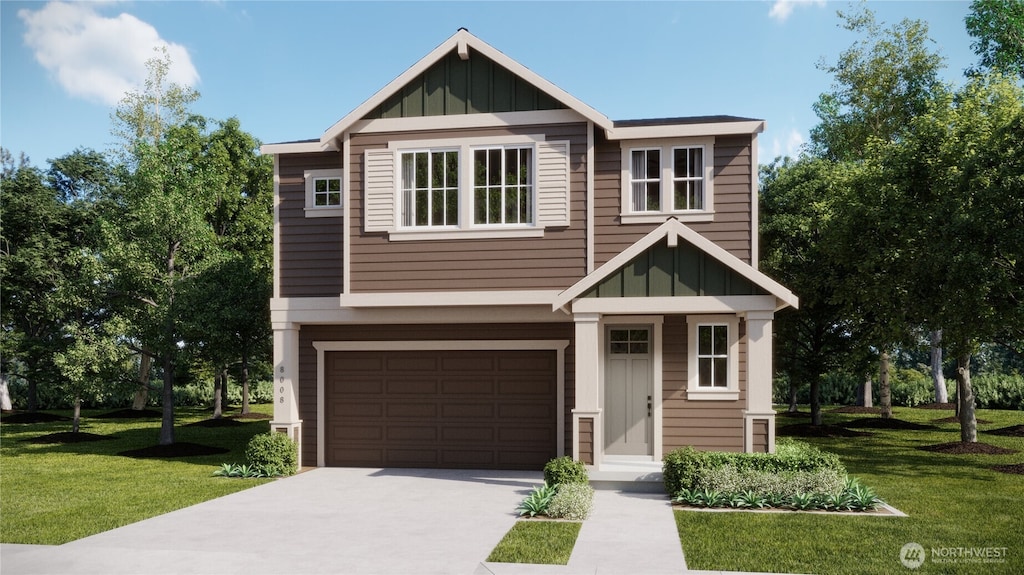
[605,327,652,456]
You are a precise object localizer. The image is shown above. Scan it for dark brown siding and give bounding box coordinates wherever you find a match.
[349,123,588,292]
[297,323,574,466]
[752,419,769,453]
[594,133,754,268]
[662,315,747,453]
[578,417,594,465]
[278,152,345,298]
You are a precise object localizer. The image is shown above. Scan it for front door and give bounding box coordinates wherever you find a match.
[605,327,652,456]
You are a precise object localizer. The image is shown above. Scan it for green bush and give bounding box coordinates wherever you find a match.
[662,439,846,495]
[543,456,589,486]
[889,367,946,407]
[547,483,594,520]
[245,432,298,477]
[695,464,847,496]
[974,373,1024,410]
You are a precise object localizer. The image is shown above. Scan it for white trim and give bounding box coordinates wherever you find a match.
[744,412,777,453]
[619,213,714,225]
[350,109,587,135]
[320,29,612,146]
[385,133,544,151]
[339,290,562,308]
[600,316,664,460]
[260,140,339,155]
[571,295,779,315]
[342,133,352,294]
[304,168,344,218]
[272,155,281,299]
[751,132,760,269]
[605,120,766,141]
[552,218,799,310]
[312,339,570,467]
[385,228,545,242]
[271,297,566,326]
[620,138,715,222]
[586,121,595,274]
[686,315,741,401]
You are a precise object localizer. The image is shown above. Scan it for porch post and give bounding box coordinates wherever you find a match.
[270,323,303,465]
[573,313,601,467]
[744,311,776,453]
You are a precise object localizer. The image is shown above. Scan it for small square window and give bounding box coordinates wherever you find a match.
[304,169,344,217]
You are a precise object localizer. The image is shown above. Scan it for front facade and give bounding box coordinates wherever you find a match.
[264,30,797,472]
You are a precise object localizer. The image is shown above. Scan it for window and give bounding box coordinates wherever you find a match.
[697,324,728,388]
[609,328,649,355]
[401,150,459,227]
[620,138,714,223]
[304,169,344,217]
[686,315,739,400]
[474,146,533,225]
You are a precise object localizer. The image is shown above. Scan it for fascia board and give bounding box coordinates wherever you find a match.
[605,120,766,141]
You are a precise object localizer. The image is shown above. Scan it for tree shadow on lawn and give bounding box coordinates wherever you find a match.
[1,411,73,424]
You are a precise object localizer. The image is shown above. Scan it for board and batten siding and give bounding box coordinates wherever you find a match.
[348,123,589,293]
[296,322,576,466]
[593,133,754,269]
[662,315,747,452]
[277,152,345,298]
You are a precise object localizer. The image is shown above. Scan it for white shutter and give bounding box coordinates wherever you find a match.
[536,140,571,227]
[363,149,396,233]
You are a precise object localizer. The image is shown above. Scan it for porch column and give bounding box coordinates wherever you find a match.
[573,313,601,467]
[744,311,776,453]
[270,323,303,465]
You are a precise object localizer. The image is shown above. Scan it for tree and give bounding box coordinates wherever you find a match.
[965,0,1024,79]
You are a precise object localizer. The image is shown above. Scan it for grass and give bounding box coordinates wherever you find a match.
[486,520,582,565]
[675,406,1024,575]
[0,404,275,545]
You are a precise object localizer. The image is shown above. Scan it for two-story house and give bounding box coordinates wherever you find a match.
[262,29,797,479]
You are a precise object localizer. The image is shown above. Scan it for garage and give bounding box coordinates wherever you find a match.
[324,349,558,469]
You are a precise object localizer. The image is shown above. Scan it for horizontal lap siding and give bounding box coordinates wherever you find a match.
[662,315,747,453]
[594,134,753,268]
[349,124,588,292]
[278,152,345,297]
[297,322,575,466]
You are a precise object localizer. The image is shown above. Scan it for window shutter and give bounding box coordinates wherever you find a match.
[536,140,571,227]
[363,149,396,232]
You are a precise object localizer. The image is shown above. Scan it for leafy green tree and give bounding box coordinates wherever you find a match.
[965,0,1024,78]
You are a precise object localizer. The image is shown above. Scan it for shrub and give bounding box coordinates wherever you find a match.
[889,368,940,407]
[543,456,589,487]
[547,483,594,520]
[974,373,1024,410]
[694,464,846,497]
[517,482,558,517]
[245,432,298,477]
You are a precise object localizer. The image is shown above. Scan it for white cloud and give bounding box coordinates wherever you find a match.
[768,128,806,160]
[768,0,825,23]
[19,2,199,106]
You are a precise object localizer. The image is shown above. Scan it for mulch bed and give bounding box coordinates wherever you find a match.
[915,402,956,410]
[1,412,72,424]
[232,412,271,420]
[991,463,1024,475]
[842,418,938,431]
[776,410,811,418]
[24,432,115,444]
[984,425,1024,437]
[185,417,246,428]
[777,423,873,438]
[932,416,992,425]
[93,409,162,419]
[829,406,882,414]
[917,442,1019,455]
[118,442,229,458]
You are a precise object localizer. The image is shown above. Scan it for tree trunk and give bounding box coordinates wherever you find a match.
[212,369,223,419]
[879,351,892,419]
[858,373,873,407]
[930,330,948,403]
[220,368,230,411]
[159,356,175,445]
[0,374,12,411]
[72,397,81,433]
[131,353,152,410]
[26,377,38,413]
[787,378,799,413]
[240,352,251,415]
[810,376,822,426]
[957,354,977,443]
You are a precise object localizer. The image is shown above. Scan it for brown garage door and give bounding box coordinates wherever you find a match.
[325,349,557,469]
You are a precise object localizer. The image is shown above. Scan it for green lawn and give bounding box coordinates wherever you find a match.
[0,405,274,544]
[675,407,1024,575]
[487,520,582,564]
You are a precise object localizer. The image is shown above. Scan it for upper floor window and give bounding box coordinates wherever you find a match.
[474,146,533,225]
[400,150,459,227]
[620,138,714,224]
[304,169,344,218]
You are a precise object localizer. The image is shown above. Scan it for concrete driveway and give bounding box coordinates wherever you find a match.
[1,468,542,575]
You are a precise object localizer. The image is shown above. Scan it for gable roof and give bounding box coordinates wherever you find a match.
[319,29,614,147]
[552,219,799,311]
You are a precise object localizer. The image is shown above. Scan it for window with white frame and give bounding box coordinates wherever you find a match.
[304,169,344,217]
[474,146,533,225]
[621,138,714,223]
[400,150,459,227]
[686,315,739,400]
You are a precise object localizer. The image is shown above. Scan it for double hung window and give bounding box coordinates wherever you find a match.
[474,146,533,225]
[686,315,739,400]
[621,138,713,222]
[401,150,459,227]
[696,324,728,388]
[672,147,703,211]
[630,149,661,212]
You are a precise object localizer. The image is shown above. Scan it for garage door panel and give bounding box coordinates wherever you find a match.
[326,349,556,470]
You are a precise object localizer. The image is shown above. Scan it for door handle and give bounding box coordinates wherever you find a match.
[647,395,652,417]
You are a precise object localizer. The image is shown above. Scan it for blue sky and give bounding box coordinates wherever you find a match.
[2,1,977,168]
